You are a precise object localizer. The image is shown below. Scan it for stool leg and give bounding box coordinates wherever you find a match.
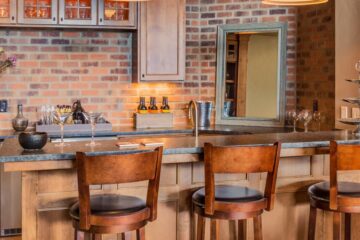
[333,212,341,240]
[308,206,317,240]
[92,234,102,240]
[238,220,247,240]
[121,232,132,240]
[210,219,219,240]
[84,232,92,240]
[253,216,263,240]
[74,229,79,240]
[197,215,205,240]
[345,213,351,240]
[136,227,145,240]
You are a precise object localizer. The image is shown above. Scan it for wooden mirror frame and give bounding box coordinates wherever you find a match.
[215,22,288,127]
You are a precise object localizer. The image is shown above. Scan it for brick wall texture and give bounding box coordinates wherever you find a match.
[296,0,335,130]
[0,0,298,130]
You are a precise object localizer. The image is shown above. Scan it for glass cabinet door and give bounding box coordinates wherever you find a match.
[0,0,16,24]
[98,0,136,27]
[18,0,57,24]
[59,0,97,25]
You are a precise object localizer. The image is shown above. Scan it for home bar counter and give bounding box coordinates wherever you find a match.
[1,130,360,240]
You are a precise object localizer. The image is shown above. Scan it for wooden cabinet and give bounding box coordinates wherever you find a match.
[59,0,96,25]
[134,0,185,81]
[18,0,58,24]
[0,0,16,24]
[98,0,136,27]
[4,0,136,28]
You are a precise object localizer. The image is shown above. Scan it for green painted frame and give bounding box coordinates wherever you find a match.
[215,22,288,127]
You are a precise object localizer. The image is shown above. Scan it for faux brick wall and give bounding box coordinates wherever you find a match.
[296,0,335,130]
[0,0,297,130]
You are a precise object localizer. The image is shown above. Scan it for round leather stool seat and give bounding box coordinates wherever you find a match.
[70,194,146,220]
[308,181,360,202]
[192,185,264,207]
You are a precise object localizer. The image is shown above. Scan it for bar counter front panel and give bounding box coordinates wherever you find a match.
[1,131,360,240]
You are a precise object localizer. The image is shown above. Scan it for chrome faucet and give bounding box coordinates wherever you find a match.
[188,100,199,137]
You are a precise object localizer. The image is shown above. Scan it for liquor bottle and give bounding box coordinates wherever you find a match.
[138,97,148,114]
[161,96,170,113]
[72,100,86,124]
[149,97,158,113]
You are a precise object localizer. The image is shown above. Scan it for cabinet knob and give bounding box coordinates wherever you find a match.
[11,16,14,21]
[142,74,145,78]
[60,17,63,22]
[100,18,103,23]
[53,17,56,22]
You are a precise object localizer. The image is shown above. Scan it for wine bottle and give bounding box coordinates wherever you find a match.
[149,97,158,113]
[72,100,86,124]
[161,96,170,113]
[138,97,148,114]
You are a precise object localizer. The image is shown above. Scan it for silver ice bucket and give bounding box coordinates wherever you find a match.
[192,101,213,127]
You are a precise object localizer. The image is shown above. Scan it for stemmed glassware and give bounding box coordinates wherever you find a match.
[286,110,300,132]
[84,112,102,146]
[53,111,71,147]
[298,110,313,132]
[313,111,321,131]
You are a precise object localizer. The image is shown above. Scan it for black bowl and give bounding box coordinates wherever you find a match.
[18,132,48,150]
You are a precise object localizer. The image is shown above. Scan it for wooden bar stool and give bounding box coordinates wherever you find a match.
[308,141,360,240]
[69,147,163,240]
[193,142,281,240]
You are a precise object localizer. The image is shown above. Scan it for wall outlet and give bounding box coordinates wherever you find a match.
[0,100,8,112]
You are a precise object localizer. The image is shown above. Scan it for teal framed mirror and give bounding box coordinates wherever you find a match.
[215,22,287,127]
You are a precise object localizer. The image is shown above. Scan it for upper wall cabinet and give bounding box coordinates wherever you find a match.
[98,0,136,27]
[3,0,136,28]
[0,0,16,24]
[136,0,185,81]
[18,0,58,24]
[59,0,96,25]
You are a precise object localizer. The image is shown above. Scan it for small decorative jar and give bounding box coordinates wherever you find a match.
[12,104,28,131]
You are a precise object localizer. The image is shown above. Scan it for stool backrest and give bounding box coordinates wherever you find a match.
[204,142,281,214]
[76,147,163,230]
[330,141,360,210]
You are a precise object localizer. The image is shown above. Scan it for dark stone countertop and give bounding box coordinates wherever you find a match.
[0,130,359,163]
[0,125,292,139]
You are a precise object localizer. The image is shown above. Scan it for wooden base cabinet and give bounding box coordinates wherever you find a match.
[134,0,185,82]
[5,149,360,240]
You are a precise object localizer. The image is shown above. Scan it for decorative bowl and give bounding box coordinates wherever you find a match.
[18,132,48,150]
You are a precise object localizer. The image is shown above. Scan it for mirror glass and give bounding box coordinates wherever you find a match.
[224,32,278,118]
[216,23,287,127]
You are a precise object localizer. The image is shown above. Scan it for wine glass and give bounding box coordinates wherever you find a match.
[84,112,102,146]
[286,110,299,132]
[53,111,71,147]
[298,110,313,132]
[313,111,321,131]
[355,60,360,78]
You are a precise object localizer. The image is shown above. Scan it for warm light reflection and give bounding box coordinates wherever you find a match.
[105,9,116,19]
[262,0,328,6]
[109,0,150,2]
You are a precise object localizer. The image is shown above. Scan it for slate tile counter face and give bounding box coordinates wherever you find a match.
[1,130,360,163]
